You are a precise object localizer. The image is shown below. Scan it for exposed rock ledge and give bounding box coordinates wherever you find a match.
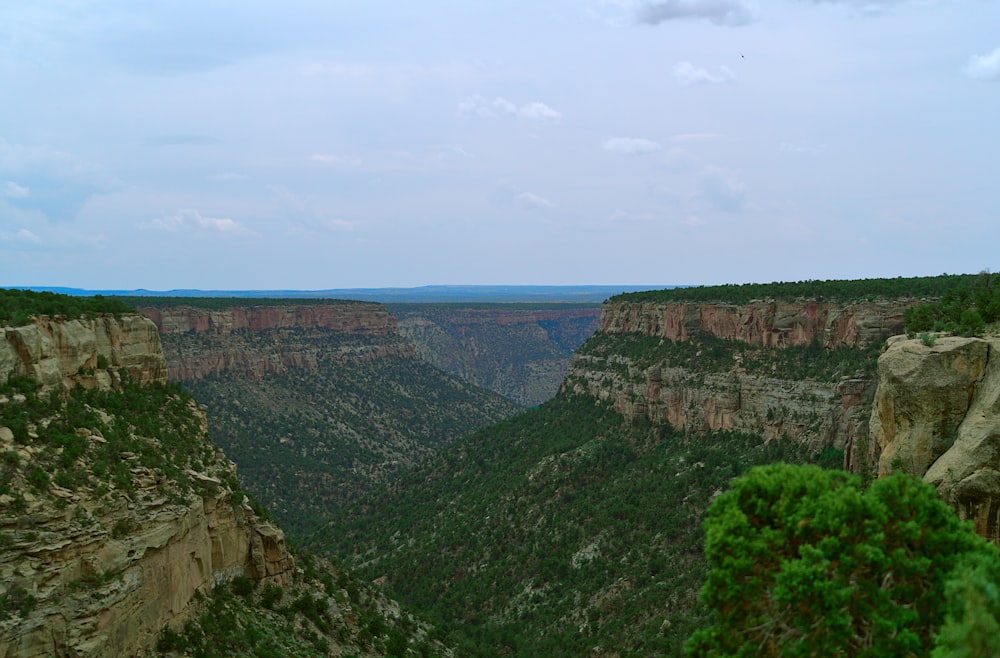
[601,299,911,348]
[0,315,167,393]
[871,334,1000,542]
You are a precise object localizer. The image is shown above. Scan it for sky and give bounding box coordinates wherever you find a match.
[1,0,998,291]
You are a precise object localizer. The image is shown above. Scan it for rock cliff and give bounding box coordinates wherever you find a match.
[600,299,908,348]
[392,305,600,406]
[567,299,911,456]
[137,303,409,381]
[0,314,167,393]
[871,334,1000,542]
[0,315,293,657]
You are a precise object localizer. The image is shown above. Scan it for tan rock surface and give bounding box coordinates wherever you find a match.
[0,314,166,393]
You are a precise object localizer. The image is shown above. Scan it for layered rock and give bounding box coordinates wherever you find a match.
[871,334,1000,542]
[601,299,910,348]
[1,315,167,393]
[137,303,412,381]
[567,299,908,456]
[0,315,294,657]
[393,306,600,406]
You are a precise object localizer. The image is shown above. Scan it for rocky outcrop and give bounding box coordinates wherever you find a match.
[871,334,1000,542]
[139,303,395,337]
[0,315,167,393]
[394,306,600,406]
[600,299,911,348]
[137,303,413,381]
[567,299,908,456]
[0,316,294,657]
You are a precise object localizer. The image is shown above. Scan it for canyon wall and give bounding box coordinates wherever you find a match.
[600,299,908,348]
[871,334,1000,542]
[568,299,912,457]
[137,303,412,382]
[0,314,167,392]
[0,315,293,657]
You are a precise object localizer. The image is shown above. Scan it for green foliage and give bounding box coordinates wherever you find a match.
[686,464,998,657]
[611,273,978,305]
[0,585,37,620]
[905,271,1000,336]
[578,330,879,383]
[0,288,133,326]
[316,392,832,656]
[175,327,521,538]
[932,551,1000,657]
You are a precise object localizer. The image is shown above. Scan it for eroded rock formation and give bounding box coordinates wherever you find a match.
[568,299,909,455]
[871,334,1000,542]
[0,314,294,657]
[601,299,909,348]
[0,315,167,393]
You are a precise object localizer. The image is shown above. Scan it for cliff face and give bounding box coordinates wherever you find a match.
[137,303,409,382]
[871,334,1000,542]
[601,299,908,348]
[0,314,167,392]
[0,315,293,657]
[568,300,910,455]
[392,305,600,406]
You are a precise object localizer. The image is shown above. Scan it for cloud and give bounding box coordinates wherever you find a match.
[457,96,562,120]
[267,184,357,233]
[2,181,29,198]
[0,228,41,244]
[516,192,556,210]
[700,166,747,212]
[636,0,758,26]
[143,209,253,235]
[0,137,120,222]
[673,61,736,86]
[311,153,362,167]
[602,137,662,155]
[964,48,1000,81]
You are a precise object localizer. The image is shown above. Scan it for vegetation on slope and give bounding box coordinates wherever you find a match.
[175,330,521,538]
[577,330,880,383]
[1,288,133,326]
[611,273,980,305]
[313,392,840,657]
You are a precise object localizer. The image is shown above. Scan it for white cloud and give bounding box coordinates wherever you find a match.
[700,166,747,212]
[519,102,561,120]
[673,61,736,86]
[684,215,707,227]
[516,192,556,210]
[2,181,29,198]
[964,48,1000,81]
[0,228,41,243]
[602,137,662,155]
[636,0,758,26]
[143,209,253,235]
[311,153,362,167]
[457,96,562,120]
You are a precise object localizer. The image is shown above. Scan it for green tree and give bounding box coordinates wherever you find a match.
[686,463,998,657]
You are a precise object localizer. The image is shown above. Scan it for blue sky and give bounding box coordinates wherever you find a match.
[1,0,998,290]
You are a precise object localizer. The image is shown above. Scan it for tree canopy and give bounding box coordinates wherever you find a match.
[686,463,1000,657]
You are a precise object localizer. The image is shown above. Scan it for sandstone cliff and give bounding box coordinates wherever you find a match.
[871,334,1000,542]
[392,305,600,406]
[601,299,908,348]
[0,314,167,393]
[0,315,293,657]
[567,299,911,455]
[137,302,409,381]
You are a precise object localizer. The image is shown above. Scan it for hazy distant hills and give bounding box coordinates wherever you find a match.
[24,284,669,303]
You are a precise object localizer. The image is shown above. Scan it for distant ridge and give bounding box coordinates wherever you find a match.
[14,284,673,304]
